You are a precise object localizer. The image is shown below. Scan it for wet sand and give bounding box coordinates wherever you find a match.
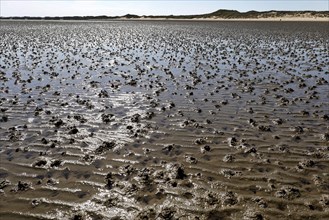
[0,20,328,220]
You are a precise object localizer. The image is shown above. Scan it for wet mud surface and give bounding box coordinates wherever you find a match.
[0,20,328,219]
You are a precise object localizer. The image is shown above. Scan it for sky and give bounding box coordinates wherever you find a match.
[1,0,328,17]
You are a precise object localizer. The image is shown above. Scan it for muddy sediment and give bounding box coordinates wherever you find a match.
[0,20,328,219]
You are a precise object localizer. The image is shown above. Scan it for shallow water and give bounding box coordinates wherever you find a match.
[0,20,328,220]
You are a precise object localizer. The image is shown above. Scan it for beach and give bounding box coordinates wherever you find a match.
[0,20,328,219]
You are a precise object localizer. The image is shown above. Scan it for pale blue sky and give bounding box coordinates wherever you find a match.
[1,0,328,17]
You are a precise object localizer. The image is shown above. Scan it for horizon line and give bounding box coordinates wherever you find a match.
[1,9,328,18]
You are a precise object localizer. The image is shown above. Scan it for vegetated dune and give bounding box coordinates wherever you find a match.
[1,9,328,21]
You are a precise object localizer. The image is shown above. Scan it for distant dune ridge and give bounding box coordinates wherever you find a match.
[1,9,329,21]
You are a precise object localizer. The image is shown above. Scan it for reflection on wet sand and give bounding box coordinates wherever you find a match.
[0,20,328,219]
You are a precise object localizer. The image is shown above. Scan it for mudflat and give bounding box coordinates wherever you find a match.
[0,20,328,219]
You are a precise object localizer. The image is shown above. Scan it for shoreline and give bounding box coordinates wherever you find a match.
[1,17,328,22]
